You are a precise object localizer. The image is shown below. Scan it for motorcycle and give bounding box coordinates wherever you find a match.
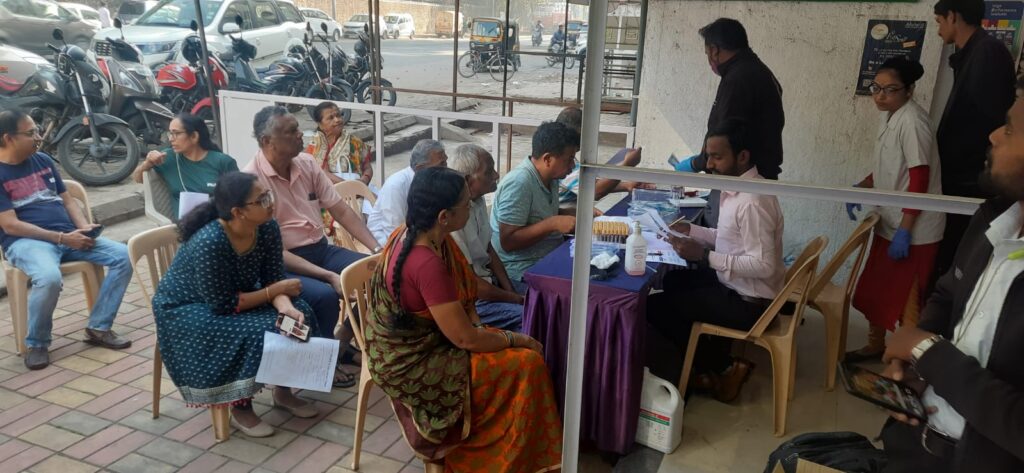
[97,18,175,148]
[329,25,396,107]
[260,20,355,117]
[0,29,139,186]
[547,39,577,69]
[155,20,229,121]
[532,25,543,47]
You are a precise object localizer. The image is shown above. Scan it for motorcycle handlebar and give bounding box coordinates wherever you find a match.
[47,43,60,53]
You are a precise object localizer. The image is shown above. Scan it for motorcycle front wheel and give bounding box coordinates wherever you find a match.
[57,123,140,186]
[356,79,397,106]
[305,83,354,122]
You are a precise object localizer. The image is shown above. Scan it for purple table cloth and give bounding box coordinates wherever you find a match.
[522,200,702,454]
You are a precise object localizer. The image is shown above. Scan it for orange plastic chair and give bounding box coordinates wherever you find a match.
[331,180,376,253]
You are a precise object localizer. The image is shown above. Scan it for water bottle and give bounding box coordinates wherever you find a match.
[625,222,647,276]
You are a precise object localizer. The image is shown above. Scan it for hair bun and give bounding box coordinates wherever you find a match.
[879,56,924,86]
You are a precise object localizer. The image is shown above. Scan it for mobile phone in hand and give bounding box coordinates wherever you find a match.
[839,362,928,422]
[82,225,103,239]
[275,313,310,341]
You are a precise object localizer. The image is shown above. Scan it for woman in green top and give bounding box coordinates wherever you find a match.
[133,113,239,220]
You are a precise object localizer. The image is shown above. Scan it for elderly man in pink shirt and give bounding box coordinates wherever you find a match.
[647,118,785,404]
[244,106,381,388]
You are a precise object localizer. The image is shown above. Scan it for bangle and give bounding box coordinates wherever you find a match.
[265,287,271,303]
[503,331,515,348]
[56,232,63,245]
[472,322,484,328]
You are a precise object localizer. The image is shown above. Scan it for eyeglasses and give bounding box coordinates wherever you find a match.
[167,130,189,139]
[869,83,906,96]
[10,128,41,138]
[245,190,275,209]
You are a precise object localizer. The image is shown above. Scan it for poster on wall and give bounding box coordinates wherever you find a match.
[855,20,927,96]
[983,1,1024,58]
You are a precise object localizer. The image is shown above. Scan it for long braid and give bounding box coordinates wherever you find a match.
[389,225,419,328]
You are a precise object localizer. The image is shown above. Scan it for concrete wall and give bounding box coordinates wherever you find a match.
[636,1,950,259]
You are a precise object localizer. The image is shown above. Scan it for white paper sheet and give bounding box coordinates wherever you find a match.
[635,208,687,238]
[256,332,340,393]
[643,231,688,267]
[178,191,209,219]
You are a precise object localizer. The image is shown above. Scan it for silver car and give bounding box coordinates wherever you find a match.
[0,0,98,56]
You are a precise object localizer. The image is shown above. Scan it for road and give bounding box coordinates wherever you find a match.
[317,34,586,113]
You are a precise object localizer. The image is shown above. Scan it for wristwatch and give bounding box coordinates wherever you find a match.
[911,335,942,365]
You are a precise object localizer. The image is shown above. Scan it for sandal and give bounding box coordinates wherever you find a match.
[334,365,356,388]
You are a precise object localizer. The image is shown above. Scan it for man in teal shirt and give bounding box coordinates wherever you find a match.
[132,114,238,219]
[491,121,579,288]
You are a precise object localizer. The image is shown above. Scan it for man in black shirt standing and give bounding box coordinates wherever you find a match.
[677,18,785,180]
[932,0,1016,280]
[675,18,785,227]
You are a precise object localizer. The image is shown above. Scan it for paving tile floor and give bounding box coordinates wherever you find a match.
[0,270,425,473]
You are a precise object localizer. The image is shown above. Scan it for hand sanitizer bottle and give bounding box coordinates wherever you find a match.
[625,222,647,276]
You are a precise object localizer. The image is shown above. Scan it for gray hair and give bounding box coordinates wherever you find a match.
[253,105,289,142]
[449,144,490,176]
[409,139,445,169]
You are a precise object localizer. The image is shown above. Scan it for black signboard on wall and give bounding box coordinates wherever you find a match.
[856,19,927,95]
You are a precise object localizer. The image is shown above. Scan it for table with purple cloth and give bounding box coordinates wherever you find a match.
[522,197,702,454]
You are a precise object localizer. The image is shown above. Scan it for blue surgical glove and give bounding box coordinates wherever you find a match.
[888,228,912,261]
[845,202,862,221]
[674,154,699,173]
[845,182,862,221]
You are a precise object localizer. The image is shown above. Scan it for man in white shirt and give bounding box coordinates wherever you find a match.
[646,118,785,403]
[448,144,525,331]
[98,1,111,28]
[877,75,1024,473]
[366,139,447,245]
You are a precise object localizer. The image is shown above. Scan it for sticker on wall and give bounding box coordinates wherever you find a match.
[855,19,927,96]
[983,1,1024,58]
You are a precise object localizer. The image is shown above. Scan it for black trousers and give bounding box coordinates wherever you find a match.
[646,268,766,385]
[879,419,952,473]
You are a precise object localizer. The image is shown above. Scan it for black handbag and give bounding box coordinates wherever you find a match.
[764,431,887,473]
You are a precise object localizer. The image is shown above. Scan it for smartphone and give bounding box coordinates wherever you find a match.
[275,313,310,342]
[668,153,680,168]
[839,362,928,422]
[83,225,103,239]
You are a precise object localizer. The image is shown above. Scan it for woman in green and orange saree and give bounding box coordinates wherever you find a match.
[364,167,562,473]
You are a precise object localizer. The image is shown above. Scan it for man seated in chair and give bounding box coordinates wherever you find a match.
[490,121,579,291]
[448,144,525,331]
[874,76,1024,473]
[244,106,380,388]
[0,110,133,370]
[646,117,785,403]
[366,139,448,246]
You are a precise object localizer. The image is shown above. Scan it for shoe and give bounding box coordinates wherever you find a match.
[230,416,274,438]
[24,347,49,370]
[84,328,132,350]
[273,397,318,418]
[713,358,755,404]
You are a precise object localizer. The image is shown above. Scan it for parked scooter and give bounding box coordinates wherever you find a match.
[330,25,396,106]
[98,18,174,147]
[260,21,354,116]
[0,29,139,186]
[155,20,229,120]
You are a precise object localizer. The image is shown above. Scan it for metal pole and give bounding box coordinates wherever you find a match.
[193,0,219,141]
[629,0,647,128]
[501,0,511,116]
[452,0,461,112]
[372,0,382,104]
[560,0,569,102]
[330,0,336,21]
[563,0,608,469]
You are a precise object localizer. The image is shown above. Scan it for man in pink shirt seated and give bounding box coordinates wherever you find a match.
[647,118,785,403]
[244,106,381,387]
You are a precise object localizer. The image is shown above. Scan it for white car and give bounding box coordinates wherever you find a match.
[343,13,386,38]
[91,0,306,69]
[384,13,414,39]
[62,2,103,28]
[299,8,340,41]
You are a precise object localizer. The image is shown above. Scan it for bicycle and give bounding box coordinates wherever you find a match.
[457,48,518,81]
